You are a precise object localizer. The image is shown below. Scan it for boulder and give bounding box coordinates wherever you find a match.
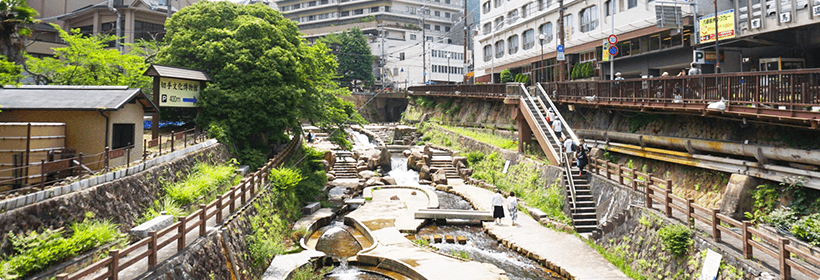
[407,151,424,171]
[326,173,337,181]
[320,160,331,172]
[356,166,370,172]
[720,174,757,221]
[382,177,397,185]
[452,156,467,168]
[359,170,377,180]
[432,168,448,185]
[390,195,400,200]
[460,169,473,177]
[419,179,432,185]
[402,150,412,157]
[419,165,432,180]
[323,151,336,167]
[366,177,385,186]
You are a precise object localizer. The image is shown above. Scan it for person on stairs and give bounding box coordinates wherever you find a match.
[552,118,564,138]
[508,191,518,226]
[563,137,576,165]
[576,139,590,176]
[492,190,505,225]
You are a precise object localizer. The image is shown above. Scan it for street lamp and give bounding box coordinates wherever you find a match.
[538,33,545,83]
[446,53,451,83]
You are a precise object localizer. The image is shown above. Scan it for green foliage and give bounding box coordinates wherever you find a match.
[0,0,39,66]
[627,114,659,133]
[450,250,471,260]
[413,238,429,247]
[464,152,485,167]
[270,168,304,192]
[513,73,531,84]
[438,124,517,150]
[581,237,648,280]
[791,213,820,246]
[317,28,375,87]
[164,162,236,205]
[137,197,186,224]
[570,62,594,80]
[499,69,513,83]
[157,1,363,156]
[239,147,268,171]
[415,96,437,108]
[658,225,693,257]
[290,265,332,280]
[0,55,22,85]
[0,219,125,279]
[26,24,150,89]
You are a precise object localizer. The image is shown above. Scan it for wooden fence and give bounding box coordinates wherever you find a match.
[54,133,302,280]
[587,156,820,280]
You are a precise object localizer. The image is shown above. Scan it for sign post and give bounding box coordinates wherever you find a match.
[557,44,565,61]
[143,65,212,139]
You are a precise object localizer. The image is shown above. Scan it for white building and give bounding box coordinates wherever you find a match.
[276,0,469,87]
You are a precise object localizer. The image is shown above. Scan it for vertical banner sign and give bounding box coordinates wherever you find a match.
[602,40,610,61]
[699,9,736,43]
[159,77,201,108]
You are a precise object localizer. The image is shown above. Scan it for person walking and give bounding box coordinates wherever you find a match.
[507,191,518,226]
[552,118,564,138]
[563,136,576,164]
[492,190,505,225]
[576,139,589,175]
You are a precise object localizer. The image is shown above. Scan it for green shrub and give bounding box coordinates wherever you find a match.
[499,69,513,83]
[239,147,267,170]
[658,224,693,257]
[764,207,798,230]
[164,162,236,205]
[269,168,304,192]
[1,219,125,279]
[791,213,820,246]
[464,152,485,167]
[138,197,186,224]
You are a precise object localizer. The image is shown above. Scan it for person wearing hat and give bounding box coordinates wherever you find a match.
[614,72,624,80]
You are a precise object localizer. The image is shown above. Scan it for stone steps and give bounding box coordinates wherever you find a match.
[565,167,598,233]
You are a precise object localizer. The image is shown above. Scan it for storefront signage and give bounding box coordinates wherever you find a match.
[699,9,736,43]
[159,77,201,108]
[693,50,723,64]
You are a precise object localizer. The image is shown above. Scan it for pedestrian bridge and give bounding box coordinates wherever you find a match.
[413,208,494,221]
[409,68,820,129]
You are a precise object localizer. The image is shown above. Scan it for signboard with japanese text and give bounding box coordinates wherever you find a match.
[159,77,201,107]
[699,9,736,43]
[603,41,610,61]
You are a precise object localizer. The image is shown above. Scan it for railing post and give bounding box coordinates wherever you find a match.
[178,216,187,251]
[617,164,624,185]
[645,186,653,208]
[216,194,223,222]
[108,249,120,280]
[104,146,110,172]
[742,221,753,259]
[665,186,672,218]
[605,163,611,179]
[686,198,694,226]
[148,231,158,267]
[171,131,175,152]
[56,273,68,280]
[249,176,256,196]
[712,209,721,242]
[630,168,638,191]
[158,135,162,155]
[40,159,46,188]
[199,204,207,236]
[125,143,131,174]
[779,238,791,280]
[184,131,188,148]
[240,179,247,204]
[143,139,147,161]
[229,187,236,212]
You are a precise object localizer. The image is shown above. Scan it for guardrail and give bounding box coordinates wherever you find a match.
[587,155,820,280]
[408,84,507,99]
[54,133,302,280]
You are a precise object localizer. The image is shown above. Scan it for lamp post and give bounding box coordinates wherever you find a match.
[446,53,451,83]
[538,33,545,83]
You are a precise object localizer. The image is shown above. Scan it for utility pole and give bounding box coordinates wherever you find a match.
[167,0,172,18]
[713,0,720,73]
[463,0,468,83]
[558,0,566,81]
[380,23,386,90]
[419,6,428,84]
[610,4,614,81]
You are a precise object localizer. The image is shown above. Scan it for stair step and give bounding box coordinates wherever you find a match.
[573,218,598,226]
[574,224,598,233]
[572,213,597,219]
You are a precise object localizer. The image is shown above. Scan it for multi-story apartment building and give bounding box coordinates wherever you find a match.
[277,0,469,87]
[474,0,820,82]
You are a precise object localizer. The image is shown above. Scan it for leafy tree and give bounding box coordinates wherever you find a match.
[25,24,150,89]
[318,28,374,88]
[155,2,363,166]
[0,0,37,66]
[0,55,22,85]
[499,69,513,83]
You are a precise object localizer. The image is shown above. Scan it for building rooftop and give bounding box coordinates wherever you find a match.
[0,85,159,113]
[143,64,212,81]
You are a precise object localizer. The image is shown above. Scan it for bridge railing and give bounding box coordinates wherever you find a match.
[408,84,507,98]
[541,68,820,110]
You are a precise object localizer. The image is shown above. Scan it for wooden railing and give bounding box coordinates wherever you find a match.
[408,84,508,99]
[54,133,302,280]
[587,156,820,280]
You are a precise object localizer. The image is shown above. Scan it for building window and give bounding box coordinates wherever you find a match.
[341,11,349,16]
[308,1,316,7]
[410,34,417,40]
[308,15,316,21]
[112,124,135,149]
[522,3,533,18]
[563,14,574,34]
[292,4,300,9]
[445,26,451,32]
[605,0,615,16]
[483,1,491,13]
[539,0,551,10]
[281,6,290,11]
[445,12,451,18]
[385,6,390,12]
[508,35,519,54]
[628,0,637,9]
[539,22,553,44]
[424,9,430,15]
[371,7,379,12]
[494,0,502,8]
[424,24,431,29]
[483,23,492,34]
[580,6,598,32]
[507,10,519,24]
[354,9,363,15]
[400,52,405,60]
[434,25,440,31]
[321,0,328,4]
[446,0,451,4]
[495,16,504,28]
[426,36,433,41]
[495,40,505,58]
[319,13,329,19]
[484,45,492,61]
[435,11,441,16]
[523,29,535,50]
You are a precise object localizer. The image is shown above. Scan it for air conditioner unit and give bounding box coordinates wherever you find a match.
[780,12,791,22]
[751,18,761,28]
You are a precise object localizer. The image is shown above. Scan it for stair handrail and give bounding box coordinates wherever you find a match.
[536,83,580,145]
[521,84,563,152]
[562,151,578,211]
[518,84,561,162]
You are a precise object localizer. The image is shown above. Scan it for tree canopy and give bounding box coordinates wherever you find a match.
[155,1,363,166]
[25,24,150,89]
[0,0,37,66]
[316,28,375,88]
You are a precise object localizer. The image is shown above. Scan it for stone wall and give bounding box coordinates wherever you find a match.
[588,175,646,225]
[0,143,232,251]
[403,97,516,130]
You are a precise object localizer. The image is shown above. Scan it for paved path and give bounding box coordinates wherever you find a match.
[348,188,508,280]
[447,184,630,280]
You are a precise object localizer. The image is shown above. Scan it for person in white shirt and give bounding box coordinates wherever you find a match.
[491,190,505,225]
[552,118,564,138]
[563,137,576,164]
[507,191,518,226]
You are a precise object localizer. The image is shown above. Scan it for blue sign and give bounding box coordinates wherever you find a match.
[557,45,564,52]
[609,46,619,56]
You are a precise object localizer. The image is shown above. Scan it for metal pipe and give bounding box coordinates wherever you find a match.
[99,110,110,148]
[576,129,820,167]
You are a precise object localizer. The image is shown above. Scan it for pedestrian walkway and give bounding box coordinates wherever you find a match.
[447,184,630,280]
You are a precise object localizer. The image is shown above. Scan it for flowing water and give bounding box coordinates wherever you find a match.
[387,156,420,186]
[349,129,377,148]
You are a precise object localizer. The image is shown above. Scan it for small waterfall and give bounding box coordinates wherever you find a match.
[386,156,419,186]
[314,221,363,259]
[348,129,376,149]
